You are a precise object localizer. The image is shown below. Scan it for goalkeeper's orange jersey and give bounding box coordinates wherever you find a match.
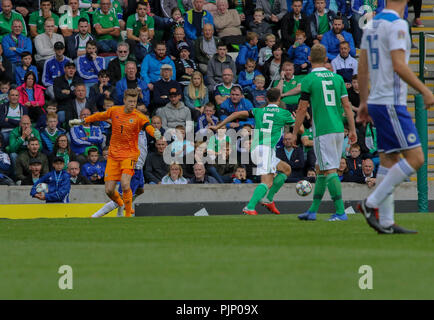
[84,106,155,161]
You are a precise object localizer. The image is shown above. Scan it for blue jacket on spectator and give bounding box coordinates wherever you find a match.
[15,65,39,86]
[183,9,214,41]
[76,55,105,84]
[114,77,150,106]
[196,113,219,132]
[220,98,255,129]
[287,0,315,16]
[1,34,32,64]
[81,161,106,181]
[135,42,153,65]
[140,52,176,84]
[42,56,71,87]
[288,43,311,65]
[30,169,71,203]
[70,125,104,155]
[250,88,267,108]
[237,70,262,89]
[321,30,356,60]
[350,0,385,15]
[236,42,259,68]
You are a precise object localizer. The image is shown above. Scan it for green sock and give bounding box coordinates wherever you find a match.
[326,173,345,215]
[247,183,269,210]
[308,174,327,213]
[266,173,287,202]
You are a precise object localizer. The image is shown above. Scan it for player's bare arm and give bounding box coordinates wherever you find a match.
[391,49,434,109]
[356,49,371,125]
[341,96,357,145]
[209,110,250,131]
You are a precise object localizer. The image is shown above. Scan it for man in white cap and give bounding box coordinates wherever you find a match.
[152,63,183,111]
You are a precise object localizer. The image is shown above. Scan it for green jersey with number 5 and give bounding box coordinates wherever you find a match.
[300,67,348,137]
[251,104,295,150]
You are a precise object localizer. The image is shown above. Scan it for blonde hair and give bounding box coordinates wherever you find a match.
[187,71,207,100]
[169,162,184,179]
[310,44,327,64]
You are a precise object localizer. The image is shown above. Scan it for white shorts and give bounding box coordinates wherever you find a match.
[313,132,344,171]
[251,145,281,176]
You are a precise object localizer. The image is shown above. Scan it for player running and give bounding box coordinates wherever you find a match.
[290,44,357,221]
[210,88,298,215]
[70,89,161,217]
[357,0,434,233]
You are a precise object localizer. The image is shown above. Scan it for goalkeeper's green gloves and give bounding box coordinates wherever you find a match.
[154,129,162,140]
[69,119,84,127]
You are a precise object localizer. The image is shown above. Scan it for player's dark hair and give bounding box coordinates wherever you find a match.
[266,88,281,103]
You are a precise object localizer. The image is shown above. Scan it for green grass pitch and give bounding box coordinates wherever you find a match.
[1,213,433,299]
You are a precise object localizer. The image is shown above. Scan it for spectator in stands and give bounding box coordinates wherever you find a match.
[54,62,84,120]
[70,108,104,162]
[153,64,182,110]
[0,134,13,183]
[144,138,169,184]
[30,156,70,203]
[188,162,218,184]
[348,74,360,113]
[248,8,272,44]
[114,61,150,106]
[300,123,316,171]
[39,113,65,155]
[15,52,38,86]
[161,162,189,184]
[273,61,301,112]
[134,26,153,63]
[59,0,91,38]
[160,0,192,19]
[65,18,94,60]
[49,133,77,170]
[235,32,259,73]
[207,140,237,183]
[232,165,253,183]
[277,132,305,182]
[67,160,91,185]
[288,30,311,75]
[349,0,385,48]
[89,70,114,112]
[140,42,176,91]
[321,16,355,61]
[220,85,254,130]
[81,147,105,185]
[64,84,96,128]
[184,71,209,121]
[15,136,48,182]
[194,24,219,75]
[206,43,236,92]
[361,158,376,188]
[34,17,64,70]
[29,0,59,38]
[107,42,135,84]
[108,0,126,31]
[0,0,28,42]
[175,42,198,87]
[0,80,9,105]
[6,115,41,164]
[76,40,105,93]
[331,41,358,85]
[255,0,287,29]
[238,59,262,95]
[167,27,195,61]
[12,0,38,20]
[196,102,218,133]
[248,75,267,108]
[42,41,71,100]
[20,158,42,185]
[93,0,121,53]
[17,71,45,123]
[262,43,288,89]
[346,143,363,178]
[0,89,27,144]
[1,18,32,73]
[213,67,235,108]
[258,33,276,67]
[213,0,244,46]
[126,0,155,51]
[147,115,165,153]
[281,0,312,49]
[337,157,350,182]
[309,0,336,45]
[156,87,192,130]
[184,0,214,41]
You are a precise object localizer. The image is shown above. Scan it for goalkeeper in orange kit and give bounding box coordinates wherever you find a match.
[69,89,161,217]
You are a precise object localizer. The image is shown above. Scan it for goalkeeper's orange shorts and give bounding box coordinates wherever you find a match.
[104,157,136,181]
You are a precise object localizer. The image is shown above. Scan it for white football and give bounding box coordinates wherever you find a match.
[295,180,312,197]
[36,183,49,193]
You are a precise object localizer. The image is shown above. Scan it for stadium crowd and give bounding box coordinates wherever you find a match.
[0,0,423,194]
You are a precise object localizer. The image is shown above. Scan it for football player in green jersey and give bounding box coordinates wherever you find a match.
[210,88,300,215]
[291,44,357,221]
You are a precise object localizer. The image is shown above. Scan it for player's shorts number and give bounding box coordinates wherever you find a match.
[322,80,336,106]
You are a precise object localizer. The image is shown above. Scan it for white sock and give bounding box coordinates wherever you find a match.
[366,159,415,208]
[92,201,119,218]
[375,166,395,227]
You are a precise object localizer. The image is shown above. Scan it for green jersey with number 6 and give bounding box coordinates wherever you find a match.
[300,67,348,137]
[251,104,295,150]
